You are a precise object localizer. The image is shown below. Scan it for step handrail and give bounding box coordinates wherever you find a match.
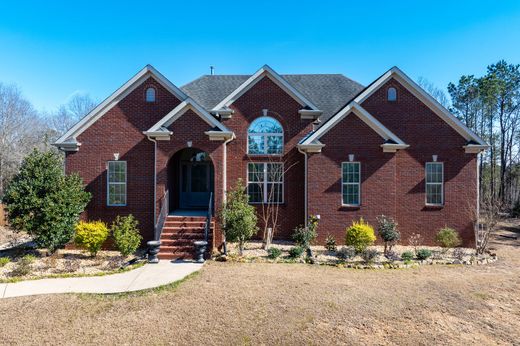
[204,192,213,243]
[155,190,169,241]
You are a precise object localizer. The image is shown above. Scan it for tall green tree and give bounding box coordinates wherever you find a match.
[3,149,91,253]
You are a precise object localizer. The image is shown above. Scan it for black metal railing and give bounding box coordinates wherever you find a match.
[204,192,213,243]
[155,190,169,241]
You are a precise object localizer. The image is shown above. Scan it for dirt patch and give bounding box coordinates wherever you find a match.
[0,221,519,345]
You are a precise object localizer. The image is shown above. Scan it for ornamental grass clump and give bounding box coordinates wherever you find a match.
[345,218,376,253]
[74,221,109,257]
[267,247,282,259]
[436,227,462,249]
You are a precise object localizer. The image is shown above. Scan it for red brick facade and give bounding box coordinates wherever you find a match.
[63,72,479,248]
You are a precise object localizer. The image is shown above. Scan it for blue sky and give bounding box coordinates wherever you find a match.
[1,0,519,112]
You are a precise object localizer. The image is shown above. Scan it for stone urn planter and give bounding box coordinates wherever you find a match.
[147,240,161,263]
[193,240,208,263]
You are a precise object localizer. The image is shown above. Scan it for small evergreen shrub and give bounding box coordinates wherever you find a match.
[324,234,337,252]
[345,218,376,253]
[219,179,258,255]
[416,249,432,260]
[336,246,356,260]
[376,215,400,254]
[401,251,414,261]
[292,215,319,249]
[111,215,143,257]
[288,246,305,259]
[361,248,378,264]
[436,227,462,248]
[267,247,282,259]
[74,221,109,257]
[0,257,10,267]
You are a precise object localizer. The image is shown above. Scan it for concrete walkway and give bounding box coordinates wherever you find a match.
[0,261,203,298]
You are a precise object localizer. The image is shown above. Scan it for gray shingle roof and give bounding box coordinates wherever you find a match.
[180,74,364,123]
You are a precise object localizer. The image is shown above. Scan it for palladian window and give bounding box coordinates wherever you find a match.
[247,117,283,155]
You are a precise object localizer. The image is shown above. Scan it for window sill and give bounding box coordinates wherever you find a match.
[340,205,361,210]
[423,204,444,210]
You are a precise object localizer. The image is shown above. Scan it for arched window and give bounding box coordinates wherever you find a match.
[387,87,397,102]
[145,87,156,103]
[248,117,283,155]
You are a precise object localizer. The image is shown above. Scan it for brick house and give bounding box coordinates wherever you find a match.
[54,64,488,259]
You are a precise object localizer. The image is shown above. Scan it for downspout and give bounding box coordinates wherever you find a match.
[297,147,308,223]
[475,152,480,249]
[221,135,235,255]
[146,136,158,232]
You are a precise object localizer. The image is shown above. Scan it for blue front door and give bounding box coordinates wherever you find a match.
[180,161,211,208]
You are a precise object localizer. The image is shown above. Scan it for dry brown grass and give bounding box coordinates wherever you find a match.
[0,222,519,345]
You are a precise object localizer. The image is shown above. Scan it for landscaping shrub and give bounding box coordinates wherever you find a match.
[74,221,109,257]
[288,246,305,259]
[0,257,10,267]
[267,247,282,259]
[376,215,400,254]
[3,149,91,253]
[219,179,258,255]
[401,251,414,261]
[292,215,319,250]
[336,246,356,260]
[345,218,376,253]
[361,248,378,264]
[453,248,466,261]
[11,254,36,277]
[324,234,337,252]
[416,249,432,260]
[436,227,462,249]
[111,215,142,257]
[384,250,400,262]
[408,233,422,255]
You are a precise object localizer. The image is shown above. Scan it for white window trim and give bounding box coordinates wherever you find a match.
[107,161,127,207]
[246,162,284,204]
[341,162,361,207]
[425,162,444,206]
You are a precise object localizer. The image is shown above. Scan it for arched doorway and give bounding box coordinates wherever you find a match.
[167,148,214,212]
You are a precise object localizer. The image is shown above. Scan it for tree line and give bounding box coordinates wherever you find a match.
[0,83,96,197]
[1,61,520,214]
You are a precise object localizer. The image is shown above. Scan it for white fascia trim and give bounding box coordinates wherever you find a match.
[381,143,410,153]
[354,66,487,146]
[301,102,407,147]
[464,144,490,154]
[204,131,236,141]
[297,142,325,153]
[54,65,188,145]
[147,98,231,133]
[52,141,82,152]
[211,64,320,112]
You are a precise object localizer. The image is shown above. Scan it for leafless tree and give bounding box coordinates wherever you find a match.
[0,83,50,196]
[47,94,96,137]
[418,76,450,108]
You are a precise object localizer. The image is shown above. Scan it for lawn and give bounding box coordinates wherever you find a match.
[0,222,519,345]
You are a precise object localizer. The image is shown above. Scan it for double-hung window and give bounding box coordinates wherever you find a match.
[107,161,127,206]
[247,162,283,204]
[342,162,360,206]
[425,162,443,205]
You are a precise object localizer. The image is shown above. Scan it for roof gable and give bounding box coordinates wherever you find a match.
[354,67,487,146]
[211,65,321,112]
[54,65,188,146]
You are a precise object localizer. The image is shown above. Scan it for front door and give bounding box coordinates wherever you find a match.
[180,161,211,208]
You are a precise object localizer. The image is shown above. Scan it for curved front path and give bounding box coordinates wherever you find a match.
[0,261,203,298]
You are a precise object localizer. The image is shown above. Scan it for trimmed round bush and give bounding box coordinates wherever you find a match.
[111,215,143,257]
[267,247,282,259]
[74,221,109,257]
[345,218,376,253]
[400,251,414,261]
[416,249,432,260]
[288,246,305,259]
[436,227,462,248]
[376,215,400,254]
